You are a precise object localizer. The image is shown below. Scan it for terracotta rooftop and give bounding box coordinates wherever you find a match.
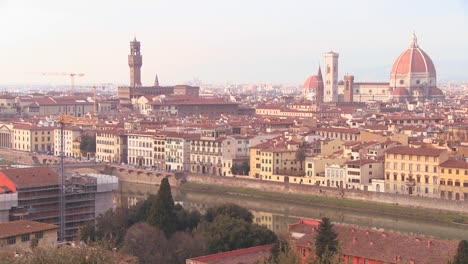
[439,159,468,169]
[290,220,459,264]
[0,220,58,239]
[385,146,446,157]
[187,244,272,264]
[0,167,59,189]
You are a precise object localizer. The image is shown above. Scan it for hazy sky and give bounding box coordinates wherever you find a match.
[1,0,467,86]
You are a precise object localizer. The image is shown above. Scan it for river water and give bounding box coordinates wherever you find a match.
[117,181,468,240]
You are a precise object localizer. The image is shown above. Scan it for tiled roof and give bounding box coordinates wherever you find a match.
[291,220,458,264]
[0,220,58,238]
[439,159,468,169]
[385,146,446,157]
[0,167,59,188]
[187,244,272,264]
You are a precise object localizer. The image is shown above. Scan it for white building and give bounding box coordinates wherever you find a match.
[127,133,154,167]
[324,163,346,188]
[165,133,197,172]
[345,159,384,190]
[54,126,82,157]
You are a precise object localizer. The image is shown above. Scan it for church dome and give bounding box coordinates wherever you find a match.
[391,34,436,77]
[429,87,443,96]
[392,87,409,97]
[304,76,321,89]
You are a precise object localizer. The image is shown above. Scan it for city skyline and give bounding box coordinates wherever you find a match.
[1,0,467,86]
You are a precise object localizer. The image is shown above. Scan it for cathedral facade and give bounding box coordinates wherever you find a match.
[303,34,444,104]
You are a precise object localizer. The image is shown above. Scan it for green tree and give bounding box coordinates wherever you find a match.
[147,177,176,238]
[205,203,253,223]
[94,208,132,248]
[257,240,299,264]
[198,214,276,254]
[174,203,201,232]
[314,217,338,264]
[133,194,156,222]
[295,146,306,173]
[454,240,468,264]
[79,135,96,155]
[77,221,96,243]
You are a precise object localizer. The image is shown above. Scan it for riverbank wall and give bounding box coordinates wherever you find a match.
[184,174,468,214]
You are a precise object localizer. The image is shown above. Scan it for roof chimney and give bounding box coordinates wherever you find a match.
[427,240,432,248]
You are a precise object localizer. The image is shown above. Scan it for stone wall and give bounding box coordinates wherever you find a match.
[185,174,468,214]
[107,165,178,187]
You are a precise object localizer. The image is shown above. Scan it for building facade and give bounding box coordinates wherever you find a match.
[384,147,448,197]
[438,159,468,201]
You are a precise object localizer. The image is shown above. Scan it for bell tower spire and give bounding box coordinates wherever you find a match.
[128,37,143,87]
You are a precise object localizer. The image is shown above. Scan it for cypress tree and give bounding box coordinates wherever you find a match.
[454,240,468,264]
[147,177,176,238]
[314,217,338,263]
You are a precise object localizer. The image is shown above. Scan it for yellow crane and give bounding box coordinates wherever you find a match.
[27,72,85,95]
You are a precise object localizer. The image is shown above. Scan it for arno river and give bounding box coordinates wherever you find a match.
[117,181,468,240]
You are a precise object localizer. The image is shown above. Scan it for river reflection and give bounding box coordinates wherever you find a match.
[115,181,468,240]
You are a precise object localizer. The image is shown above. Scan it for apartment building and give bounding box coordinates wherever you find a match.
[221,135,251,176]
[190,128,224,176]
[154,134,166,170]
[345,159,384,190]
[127,132,154,167]
[249,137,302,182]
[54,126,82,157]
[96,130,128,163]
[13,123,54,153]
[384,147,448,197]
[165,132,197,172]
[438,159,468,201]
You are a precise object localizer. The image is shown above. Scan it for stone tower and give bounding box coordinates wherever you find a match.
[128,37,142,87]
[324,52,339,102]
[316,66,324,105]
[344,75,354,102]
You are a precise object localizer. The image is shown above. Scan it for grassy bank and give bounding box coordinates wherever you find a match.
[180,182,468,225]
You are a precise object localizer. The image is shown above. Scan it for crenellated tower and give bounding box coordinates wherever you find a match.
[128,37,142,87]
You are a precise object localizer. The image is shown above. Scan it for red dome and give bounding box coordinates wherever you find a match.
[429,87,443,96]
[304,76,320,89]
[391,34,436,76]
[392,87,409,97]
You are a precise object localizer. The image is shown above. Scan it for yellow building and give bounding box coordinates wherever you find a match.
[13,123,54,153]
[249,137,302,182]
[438,159,468,201]
[384,146,448,198]
[96,130,127,163]
[0,220,57,252]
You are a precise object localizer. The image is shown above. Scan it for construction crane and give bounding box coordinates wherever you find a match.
[55,115,67,242]
[75,85,107,113]
[27,72,85,95]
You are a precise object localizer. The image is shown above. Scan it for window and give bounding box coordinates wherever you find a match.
[21,234,30,242]
[35,231,43,239]
[7,237,16,245]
